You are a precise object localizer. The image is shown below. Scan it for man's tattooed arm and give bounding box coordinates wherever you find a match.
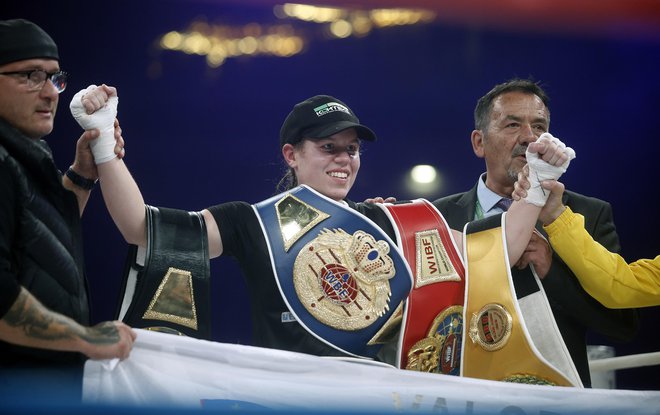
[0,287,125,357]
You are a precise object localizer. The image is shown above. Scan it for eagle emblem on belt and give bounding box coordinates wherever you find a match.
[293,228,396,331]
[406,305,463,375]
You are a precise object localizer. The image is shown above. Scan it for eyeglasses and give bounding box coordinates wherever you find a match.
[0,69,68,93]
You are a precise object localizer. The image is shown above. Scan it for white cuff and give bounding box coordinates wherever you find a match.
[69,85,118,164]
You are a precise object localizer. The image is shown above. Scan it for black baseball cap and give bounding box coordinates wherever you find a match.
[0,19,59,67]
[279,95,377,148]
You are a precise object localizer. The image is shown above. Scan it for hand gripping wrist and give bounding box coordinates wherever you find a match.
[524,132,576,207]
[69,85,118,164]
[65,166,98,190]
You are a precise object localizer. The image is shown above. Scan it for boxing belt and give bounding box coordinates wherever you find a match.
[461,213,580,386]
[116,205,211,339]
[253,185,413,359]
[378,200,465,374]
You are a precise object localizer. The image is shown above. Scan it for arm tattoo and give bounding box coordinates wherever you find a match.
[3,290,80,341]
[82,322,120,345]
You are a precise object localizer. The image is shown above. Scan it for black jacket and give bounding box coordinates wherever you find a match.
[0,117,89,368]
[433,179,639,387]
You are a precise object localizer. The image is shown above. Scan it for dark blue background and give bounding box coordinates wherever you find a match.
[4,0,659,390]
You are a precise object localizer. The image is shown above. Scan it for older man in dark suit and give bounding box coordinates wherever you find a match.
[432,78,639,387]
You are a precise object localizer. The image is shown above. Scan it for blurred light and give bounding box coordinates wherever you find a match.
[238,36,259,54]
[161,31,183,49]
[279,37,304,56]
[329,19,352,38]
[158,22,305,67]
[410,165,437,184]
[182,32,211,55]
[351,14,373,36]
[278,4,345,23]
[207,49,226,67]
[370,9,436,28]
[406,165,443,197]
[278,4,435,31]
[158,4,435,70]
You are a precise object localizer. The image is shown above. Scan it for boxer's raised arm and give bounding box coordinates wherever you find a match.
[70,85,147,246]
[504,133,574,264]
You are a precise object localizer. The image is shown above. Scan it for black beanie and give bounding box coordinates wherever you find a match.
[0,19,59,66]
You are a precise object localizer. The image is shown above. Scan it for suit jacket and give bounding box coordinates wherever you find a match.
[433,180,639,387]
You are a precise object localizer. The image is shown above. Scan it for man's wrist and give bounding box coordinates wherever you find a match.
[541,205,566,226]
[65,167,98,190]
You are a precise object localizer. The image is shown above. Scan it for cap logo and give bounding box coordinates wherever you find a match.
[313,102,350,117]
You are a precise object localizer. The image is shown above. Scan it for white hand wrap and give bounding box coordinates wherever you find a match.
[69,85,118,164]
[525,132,576,207]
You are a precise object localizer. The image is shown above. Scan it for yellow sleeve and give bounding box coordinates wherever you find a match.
[544,207,660,308]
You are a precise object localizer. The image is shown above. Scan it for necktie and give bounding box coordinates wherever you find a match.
[497,197,513,212]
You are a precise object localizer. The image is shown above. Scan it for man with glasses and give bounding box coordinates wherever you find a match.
[0,19,136,402]
[0,68,68,93]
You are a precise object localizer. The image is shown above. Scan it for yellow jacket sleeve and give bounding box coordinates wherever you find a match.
[544,207,660,308]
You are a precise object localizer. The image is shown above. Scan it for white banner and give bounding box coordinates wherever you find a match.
[84,329,660,414]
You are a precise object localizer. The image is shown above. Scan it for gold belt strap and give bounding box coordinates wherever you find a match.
[462,221,572,386]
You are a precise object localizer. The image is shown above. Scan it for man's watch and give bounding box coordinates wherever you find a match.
[65,167,98,190]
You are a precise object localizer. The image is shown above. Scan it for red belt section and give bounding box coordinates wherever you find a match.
[383,200,465,370]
